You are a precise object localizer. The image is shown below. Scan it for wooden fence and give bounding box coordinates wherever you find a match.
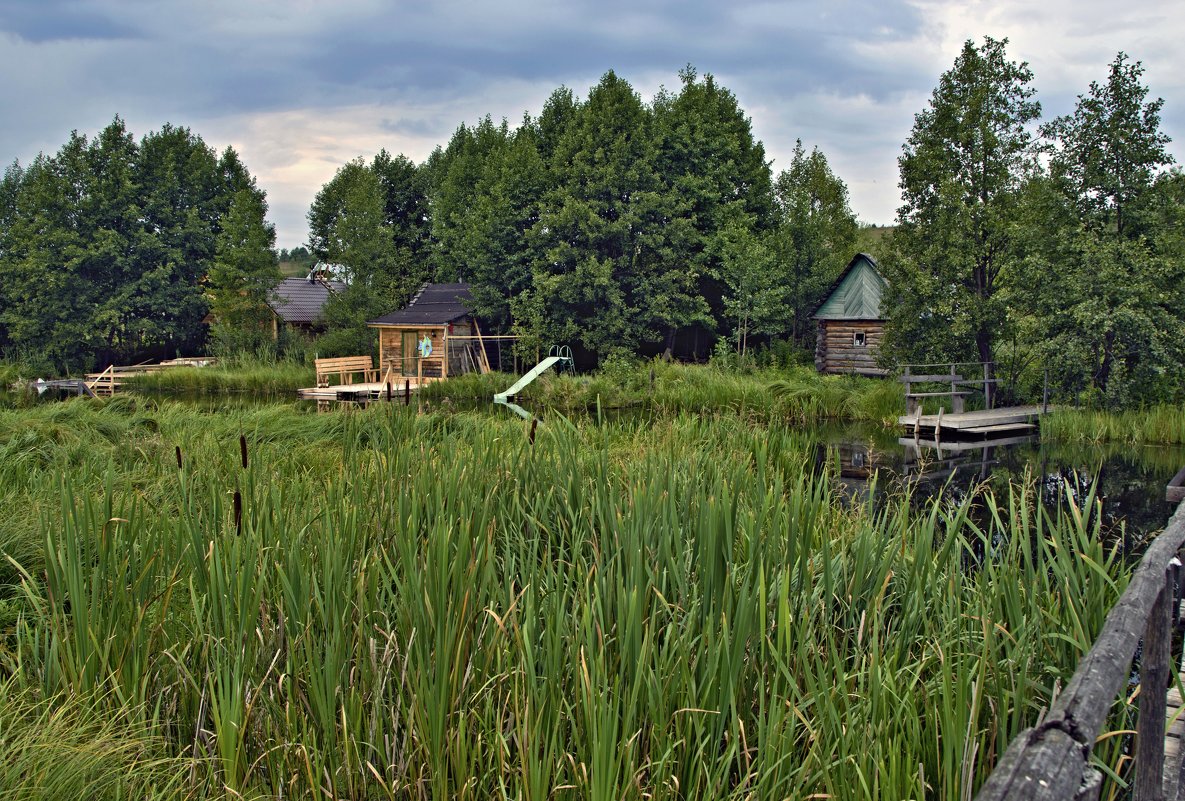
[975,497,1185,800]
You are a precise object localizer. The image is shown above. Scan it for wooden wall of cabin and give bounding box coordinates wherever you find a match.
[375,320,476,379]
[814,320,887,375]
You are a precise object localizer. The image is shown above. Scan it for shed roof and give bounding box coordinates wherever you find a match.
[268,277,347,324]
[813,254,887,320]
[368,283,474,327]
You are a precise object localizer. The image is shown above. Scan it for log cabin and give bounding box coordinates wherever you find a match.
[813,253,889,376]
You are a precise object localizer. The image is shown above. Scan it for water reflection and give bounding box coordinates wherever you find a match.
[816,423,1183,543]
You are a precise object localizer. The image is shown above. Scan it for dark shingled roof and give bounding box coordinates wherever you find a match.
[368,283,474,326]
[268,277,347,324]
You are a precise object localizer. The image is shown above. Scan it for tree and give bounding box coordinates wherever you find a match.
[207,189,280,350]
[711,206,780,356]
[1026,53,1181,403]
[530,70,662,357]
[0,118,269,369]
[882,36,1040,387]
[1043,53,1174,239]
[771,140,858,345]
[652,66,773,355]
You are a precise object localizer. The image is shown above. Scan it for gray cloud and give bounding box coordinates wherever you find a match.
[0,0,1181,247]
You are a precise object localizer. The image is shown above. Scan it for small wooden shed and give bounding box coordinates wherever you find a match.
[813,253,888,376]
[367,283,483,382]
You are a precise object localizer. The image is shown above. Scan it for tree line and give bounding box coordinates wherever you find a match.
[884,40,1183,406]
[0,118,278,372]
[1,50,1180,409]
[306,66,861,363]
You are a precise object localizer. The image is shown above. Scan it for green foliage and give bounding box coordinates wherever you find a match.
[1042,404,1185,445]
[772,140,860,344]
[1021,53,1184,405]
[883,37,1040,370]
[0,119,264,370]
[206,188,280,350]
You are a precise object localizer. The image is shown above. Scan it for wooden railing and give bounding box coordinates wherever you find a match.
[901,361,998,415]
[975,497,1185,801]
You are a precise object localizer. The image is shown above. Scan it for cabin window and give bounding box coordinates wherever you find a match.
[853,330,867,347]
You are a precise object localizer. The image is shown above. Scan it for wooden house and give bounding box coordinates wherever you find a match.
[813,253,889,376]
[267,274,347,336]
[367,283,485,382]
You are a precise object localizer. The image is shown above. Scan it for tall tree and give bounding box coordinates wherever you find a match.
[1043,53,1174,239]
[530,70,663,357]
[1025,53,1181,403]
[0,118,269,369]
[207,188,280,349]
[882,36,1040,382]
[652,66,772,354]
[771,140,859,345]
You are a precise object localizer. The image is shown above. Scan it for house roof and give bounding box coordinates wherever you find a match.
[268,276,346,324]
[368,283,474,327]
[813,254,888,321]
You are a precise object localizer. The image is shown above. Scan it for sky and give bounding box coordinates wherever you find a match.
[1,0,1182,251]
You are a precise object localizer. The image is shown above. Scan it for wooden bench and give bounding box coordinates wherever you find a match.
[314,355,377,387]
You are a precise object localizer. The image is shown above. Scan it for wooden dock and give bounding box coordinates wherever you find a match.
[898,405,1045,438]
[84,357,217,396]
[297,380,423,401]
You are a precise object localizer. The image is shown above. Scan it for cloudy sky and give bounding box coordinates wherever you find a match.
[2,0,1182,249]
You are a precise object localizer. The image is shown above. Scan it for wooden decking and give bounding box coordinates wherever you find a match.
[898,405,1045,438]
[297,380,423,401]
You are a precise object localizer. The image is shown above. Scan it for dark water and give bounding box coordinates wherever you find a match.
[813,422,1183,544]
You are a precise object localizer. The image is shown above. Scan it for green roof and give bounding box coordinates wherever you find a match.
[813,254,887,320]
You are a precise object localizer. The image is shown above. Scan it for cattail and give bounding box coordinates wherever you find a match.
[528,418,538,446]
[233,489,242,535]
[175,445,183,470]
[239,434,248,469]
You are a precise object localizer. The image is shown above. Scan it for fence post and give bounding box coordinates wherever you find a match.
[1135,569,1172,801]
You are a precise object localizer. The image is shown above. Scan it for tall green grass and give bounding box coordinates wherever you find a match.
[1044,404,1185,445]
[443,361,906,424]
[123,357,312,395]
[0,398,1144,799]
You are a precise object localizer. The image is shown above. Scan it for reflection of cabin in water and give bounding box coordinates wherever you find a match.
[813,254,888,376]
[367,283,488,382]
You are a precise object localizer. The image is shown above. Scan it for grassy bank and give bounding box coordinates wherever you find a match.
[1043,404,1185,445]
[422,362,905,424]
[123,358,312,395]
[0,397,1139,799]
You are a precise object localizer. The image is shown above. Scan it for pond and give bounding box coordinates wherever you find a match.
[813,422,1183,545]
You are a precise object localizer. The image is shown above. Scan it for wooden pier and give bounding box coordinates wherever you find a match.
[84,357,217,396]
[898,405,1045,438]
[296,380,422,401]
[896,361,1048,439]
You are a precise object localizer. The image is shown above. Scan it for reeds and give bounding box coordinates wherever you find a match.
[0,398,1143,799]
[122,359,312,395]
[1044,404,1185,445]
